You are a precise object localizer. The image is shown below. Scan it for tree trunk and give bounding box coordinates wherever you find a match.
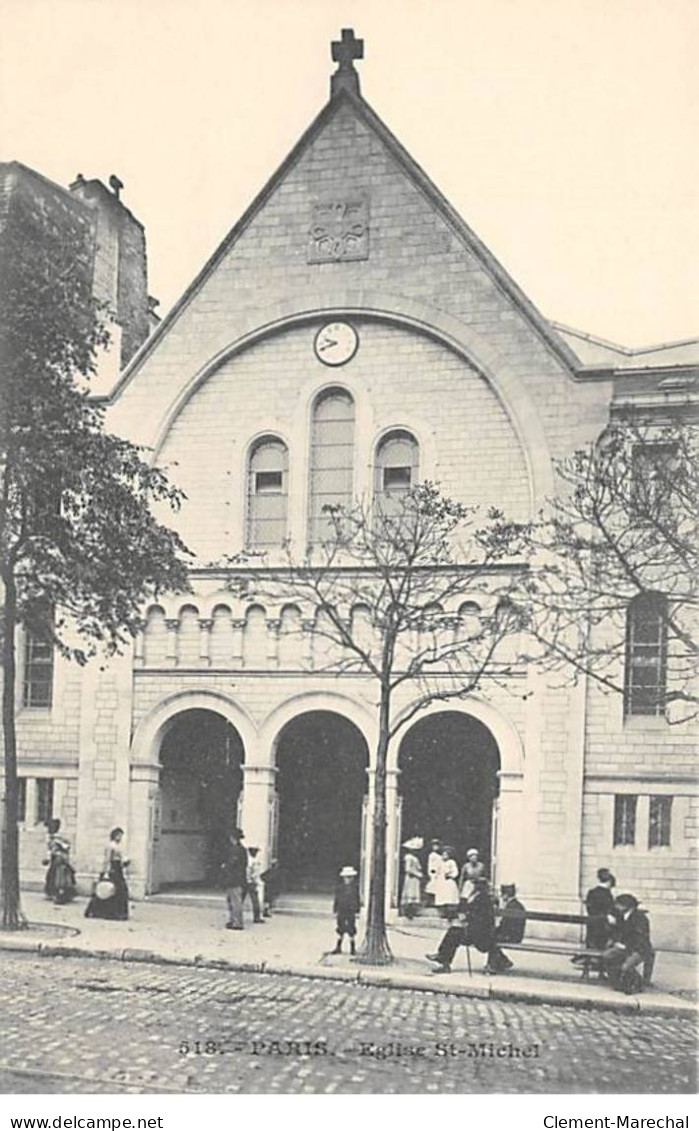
[1,574,26,930]
[356,683,393,965]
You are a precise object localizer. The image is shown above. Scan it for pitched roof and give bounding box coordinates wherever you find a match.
[111,83,583,399]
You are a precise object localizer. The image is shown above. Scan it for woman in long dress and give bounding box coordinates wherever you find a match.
[400,838,424,918]
[84,827,130,920]
[44,819,77,904]
[434,846,460,920]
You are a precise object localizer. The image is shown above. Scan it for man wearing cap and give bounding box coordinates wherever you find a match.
[223,827,248,931]
[496,883,527,946]
[332,865,360,955]
[601,893,655,991]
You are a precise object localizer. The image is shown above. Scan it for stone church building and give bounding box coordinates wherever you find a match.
[8,32,698,948]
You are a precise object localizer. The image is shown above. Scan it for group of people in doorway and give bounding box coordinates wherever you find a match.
[400,837,488,919]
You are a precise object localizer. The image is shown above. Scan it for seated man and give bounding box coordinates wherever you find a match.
[601,893,655,992]
[426,878,513,974]
[496,883,526,945]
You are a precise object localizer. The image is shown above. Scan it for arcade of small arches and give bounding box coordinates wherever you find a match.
[136,595,502,671]
[129,690,524,901]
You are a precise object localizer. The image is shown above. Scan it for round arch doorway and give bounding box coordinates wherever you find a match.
[153,709,244,890]
[398,711,500,881]
[275,711,369,894]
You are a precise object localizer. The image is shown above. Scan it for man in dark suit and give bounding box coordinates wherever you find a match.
[223,827,248,930]
[427,878,514,974]
[602,893,655,991]
[496,883,526,945]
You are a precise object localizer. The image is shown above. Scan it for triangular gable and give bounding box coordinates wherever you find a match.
[108,85,582,402]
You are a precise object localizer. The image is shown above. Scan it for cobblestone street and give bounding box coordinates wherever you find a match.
[0,953,695,1094]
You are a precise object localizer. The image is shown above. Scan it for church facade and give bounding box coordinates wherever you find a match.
[9,33,698,948]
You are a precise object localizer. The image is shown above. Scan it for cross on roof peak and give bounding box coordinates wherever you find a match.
[330,28,364,97]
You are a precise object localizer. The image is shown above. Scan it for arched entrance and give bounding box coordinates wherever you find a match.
[275,710,369,893]
[398,711,500,876]
[153,708,245,889]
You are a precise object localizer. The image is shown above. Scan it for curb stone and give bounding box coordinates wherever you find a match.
[1,938,695,1019]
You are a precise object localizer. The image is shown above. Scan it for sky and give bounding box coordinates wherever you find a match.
[1,0,697,348]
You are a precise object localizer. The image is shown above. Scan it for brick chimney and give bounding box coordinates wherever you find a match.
[69,173,150,369]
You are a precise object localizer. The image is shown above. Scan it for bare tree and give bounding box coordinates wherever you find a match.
[229,483,528,964]
[526,418,699,723]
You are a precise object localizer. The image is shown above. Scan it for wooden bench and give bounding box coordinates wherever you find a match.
[492,909,606,981]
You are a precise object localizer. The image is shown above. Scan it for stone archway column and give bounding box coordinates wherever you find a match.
[128,760,161,897]
[239,765,277,866]
[492,771,524,892]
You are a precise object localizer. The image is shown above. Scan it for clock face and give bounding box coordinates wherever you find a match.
[313,321,359,367]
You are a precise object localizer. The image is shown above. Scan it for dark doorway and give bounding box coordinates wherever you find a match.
[398,711,500,873]
[154,709,244,889]
[276,711,368,893]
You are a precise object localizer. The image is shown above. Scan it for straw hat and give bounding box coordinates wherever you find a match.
[403,836,424,850]
[339,866,358,878]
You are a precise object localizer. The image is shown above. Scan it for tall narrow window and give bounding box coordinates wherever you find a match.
[22,629,54,708]
[247,437,289,549]
[374,430,419,518]
[624,593,668,717]
[309,388,355,543]
[17,778,27,823]
[613,794,637,846]
[36,778,54,825]
[649,796,672,848]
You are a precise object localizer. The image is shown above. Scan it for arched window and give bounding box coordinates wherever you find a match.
[374,430,419,517]
[309,388,355,543]
[624,593,668,717]
[247,437,288,549]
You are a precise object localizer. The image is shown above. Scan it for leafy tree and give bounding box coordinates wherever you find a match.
[232,484,528,964]
[527,419,699,723]
[0,177,190,929]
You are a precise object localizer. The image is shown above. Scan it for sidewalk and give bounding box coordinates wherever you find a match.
[3,891,696,1018]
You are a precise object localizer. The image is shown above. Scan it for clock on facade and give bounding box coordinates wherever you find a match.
[313,321,359,366]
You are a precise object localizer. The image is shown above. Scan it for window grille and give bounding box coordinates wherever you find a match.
[309,389,355,543]
[17,778,27,823]
[624,593,668,717]
[36,778,54,825]
[22,630,54,708]
[648,795,672,848]
[374,430,419,519]
[247,437,289,549]
[613,794,637,846]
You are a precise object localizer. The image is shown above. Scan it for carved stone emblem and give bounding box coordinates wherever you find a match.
[308,199,369,263]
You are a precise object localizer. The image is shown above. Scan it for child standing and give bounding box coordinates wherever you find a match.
[332,865,360,955]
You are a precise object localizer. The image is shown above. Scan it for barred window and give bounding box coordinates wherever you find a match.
[17,778,27,823]
[246,437,288,549]
[309,388,355,543]
[613,794,637,846]
[648,795,672,848]
[624,593,668,717]
[374,430,419,518]
[22,630,54,708]
[36,778,54,825]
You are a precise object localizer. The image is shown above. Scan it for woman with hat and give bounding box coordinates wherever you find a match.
[400,837,424,919]
[332,865,360,955]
